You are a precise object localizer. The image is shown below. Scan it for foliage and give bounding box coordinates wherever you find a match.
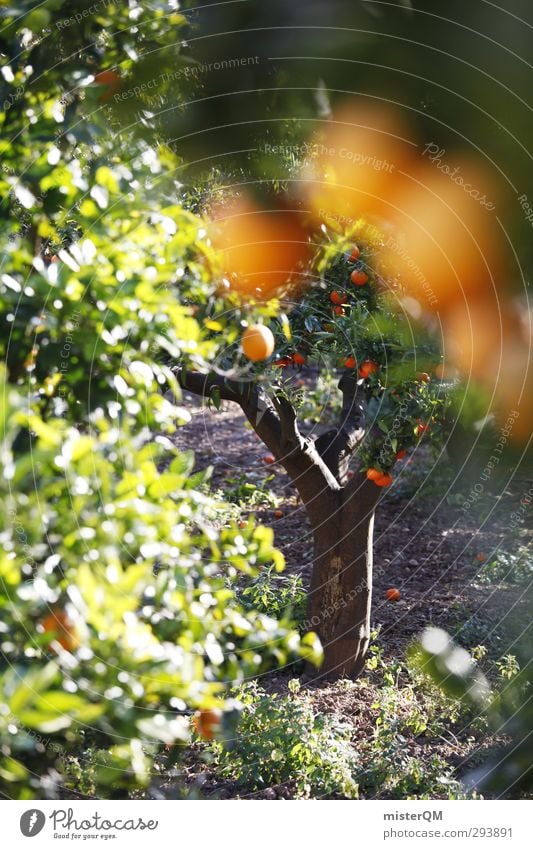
[1,0,523,804]
[413,626,533,795]
[295,369,342,426]
[223,474,280,509]
[0,2,321,800]
[280,230,447,472]
[476,545,533,587]
[239,565,307,627]
[0,368,321,798]
[206,681,360,799]
[358,631,473,799]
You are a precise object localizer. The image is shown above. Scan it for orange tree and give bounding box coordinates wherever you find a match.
[178,222,448,680]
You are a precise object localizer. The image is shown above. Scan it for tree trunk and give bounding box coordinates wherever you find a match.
[306,476,379,680]
[176,368,380,681]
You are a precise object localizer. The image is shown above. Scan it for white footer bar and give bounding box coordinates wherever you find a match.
[4,799,532,848]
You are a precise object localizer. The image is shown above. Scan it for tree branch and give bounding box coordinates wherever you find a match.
[176,367,249,404]
[271,393,300,451]
[177,367,341,524]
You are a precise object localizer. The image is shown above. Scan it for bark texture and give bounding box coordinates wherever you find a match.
[306,474,379,679]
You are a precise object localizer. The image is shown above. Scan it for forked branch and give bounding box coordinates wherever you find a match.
[314,370,367,483]
[177,368,341,522]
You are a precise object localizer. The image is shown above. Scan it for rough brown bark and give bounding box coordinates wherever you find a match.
[305,472,380,680]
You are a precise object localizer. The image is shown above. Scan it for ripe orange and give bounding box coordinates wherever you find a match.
[395,449,407,460]
[475,553,487,562]
[415,421,429,436]
[238,520,247,529]
[344,356,357,369]
[375,473,392,487]
[263,454,276,464]
[350,270,368,286]
[274,509,283,519]
[292,352,306,365]
[241,325,275,361]
[417,372,431,383]
[94,70,122,103]
[366,468,384,481]
[330,291,345,305]
[333,306,346,317]
[40,608,79,652]
[349,245,361,261]
[359,360,379,379]
[192,709,222,741]
[386,588,401,602]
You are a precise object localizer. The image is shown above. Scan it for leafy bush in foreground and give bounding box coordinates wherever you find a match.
[0,368,320,798]
[0,19,320,795]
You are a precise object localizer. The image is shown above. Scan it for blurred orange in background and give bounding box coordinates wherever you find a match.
[301,103,414,228]
[386,160,501,313]
[209,196,312,299]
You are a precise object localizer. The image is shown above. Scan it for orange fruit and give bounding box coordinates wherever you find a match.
[344,356,357,369]
[475,553,487,562]
[292,352,306,365]
[263,454,276,464]
[366,468,384,481]
[210,197,311,298]
[386,588,401,602]
[40,608,79,652]
[375,473,393,487]
[241,325,275,361]
[192,709,222,741]
[94,70,122,103]
[238,520,247,529]
[349,245,361,261]
[359,360,379,379]
[330,291,346,305]
[274,509,283,519]
[415,421,429,436]
[350,270,368,286]
[395,449,407,460]
[333,306,346,317]
[417,372,431,383]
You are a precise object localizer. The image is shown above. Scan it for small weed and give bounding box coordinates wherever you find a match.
[496,654,520,681]
[238,565,307,626]
[224,473,280,508]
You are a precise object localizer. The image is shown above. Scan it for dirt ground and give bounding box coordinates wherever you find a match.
[169,385,532,799]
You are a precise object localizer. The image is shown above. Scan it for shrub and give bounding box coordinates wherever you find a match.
[207,681,359,799]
